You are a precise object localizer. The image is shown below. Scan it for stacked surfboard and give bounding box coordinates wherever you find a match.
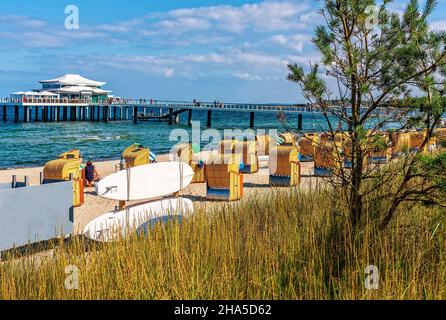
[84,162,194,242]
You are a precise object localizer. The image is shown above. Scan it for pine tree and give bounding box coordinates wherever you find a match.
[287,0,446,229]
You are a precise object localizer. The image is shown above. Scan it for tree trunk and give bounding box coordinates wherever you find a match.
[380,198,401,230]
[350,142,364,227]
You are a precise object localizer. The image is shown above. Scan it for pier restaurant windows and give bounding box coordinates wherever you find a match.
[42,84,61,90]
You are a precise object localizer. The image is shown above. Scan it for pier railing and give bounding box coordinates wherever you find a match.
[1,97,321,113]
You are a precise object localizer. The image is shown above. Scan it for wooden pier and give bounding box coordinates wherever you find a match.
[0,97,324,128]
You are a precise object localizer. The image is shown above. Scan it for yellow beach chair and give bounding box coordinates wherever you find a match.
[408,130,437,154]
[390,132,411,157]
[256,134,271,157]
[173,143,205,183]
[269,145,300,186]
[205,154,243,201]
[234,140,259,174]
[298,133,319,162]
[122,143,150,168]
[278,132,298,146]
[366,131,391,164]
[314,143,342,177]
[43,149,84,207]
[434,128,446,145]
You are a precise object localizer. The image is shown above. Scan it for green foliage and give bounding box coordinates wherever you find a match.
[416,152,446,192]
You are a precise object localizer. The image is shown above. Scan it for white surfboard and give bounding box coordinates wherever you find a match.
[84,197,193,242]
[96,162,194,201]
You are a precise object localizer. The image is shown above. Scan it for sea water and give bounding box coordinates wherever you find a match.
[0,108,331,169]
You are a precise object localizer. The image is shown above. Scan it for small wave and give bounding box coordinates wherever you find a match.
[80,137,102,142]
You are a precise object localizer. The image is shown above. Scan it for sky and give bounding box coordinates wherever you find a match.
[0,0,445,103]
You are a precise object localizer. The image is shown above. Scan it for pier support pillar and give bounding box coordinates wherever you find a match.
[14,105,19,122]
[168,108,174,125]
[23,106,29,123]
[113,106,117,121]
[207,110,212,128]
[62,107,67,121]
[42,107,47,122]
[3,105,7,122]
[55,106,60,122]
[96,105,100,121]
[187,109,193,126]
[34,106,39,122]
[133,106,138,124]
[297,114,303,131]
[103,106,109,122]
[90,106,95,121]
[249,112,255,129]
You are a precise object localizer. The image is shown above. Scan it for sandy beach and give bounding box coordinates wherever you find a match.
[0,154,321,234]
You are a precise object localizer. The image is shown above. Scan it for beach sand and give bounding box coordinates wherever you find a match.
[0,154,322,234]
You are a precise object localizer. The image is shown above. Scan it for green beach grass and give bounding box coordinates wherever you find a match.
[1,183,445,300]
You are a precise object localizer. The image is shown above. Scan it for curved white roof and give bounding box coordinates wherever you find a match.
[39,74,106,87]
[58,86,111,94]
[12,91,57,96]
[39,91,59,96]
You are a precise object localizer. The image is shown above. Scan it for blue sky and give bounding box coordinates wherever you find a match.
[0,0,445,103]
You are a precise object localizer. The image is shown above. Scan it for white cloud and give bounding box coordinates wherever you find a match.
[231,72,263,81]
[270,34,312,52]
[0,14,47,28]
[0,1,320,50]
[164,1,311,33]
[154,17,211,34]
[431,20,446,31]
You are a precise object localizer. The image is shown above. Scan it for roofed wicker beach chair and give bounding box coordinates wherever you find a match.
[313,142,342,177]
[269,145,300,187]
[256,134,271,157]
[367,131,391,164]
[408,130,437,154]
[297,132,319,162]
[205,154,243,201]
[234,140,259,174]
[43,149,84,207]
[278,132,298,146]
[434,127,446,145]
[390,130,437,157]
[122,143,151,168]
[172,143,205,183]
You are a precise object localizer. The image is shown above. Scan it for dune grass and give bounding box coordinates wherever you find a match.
[1,185,445,299]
